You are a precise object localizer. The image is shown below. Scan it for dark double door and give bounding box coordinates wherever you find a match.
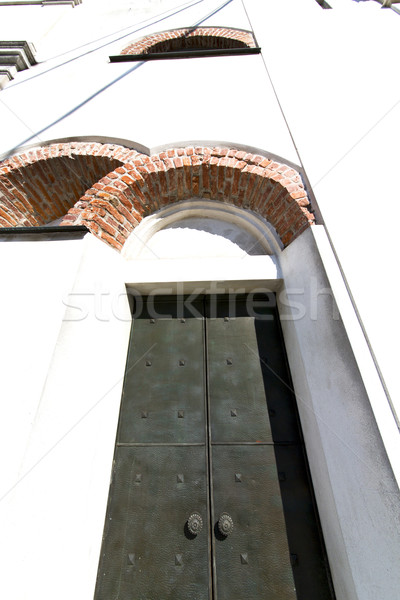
[95,296,334,600]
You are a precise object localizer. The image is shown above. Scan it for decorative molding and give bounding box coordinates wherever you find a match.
[0,1,81,6]
[0,40,37,90]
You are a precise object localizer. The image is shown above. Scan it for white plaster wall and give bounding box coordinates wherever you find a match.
[0,4,72,47]
[244,0,400,411]
[0,234,132,600]
[0,235,84,501]
[0,0,298,162]
[279,226,400,600]
[0,235,87,597]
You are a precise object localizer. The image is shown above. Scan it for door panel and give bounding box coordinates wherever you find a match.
[212,445,296,600]
[95,446,210,600]
[206,298,333,599]
[207,315,273,443]
[95,295,335,600]
[208,300,297,600]
[207,299,300,444]
[118,316,205,444]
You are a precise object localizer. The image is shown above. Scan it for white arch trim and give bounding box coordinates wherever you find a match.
[122,199,282,295]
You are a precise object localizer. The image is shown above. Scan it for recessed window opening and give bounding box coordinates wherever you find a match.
[147,34,248,53]
[120,27,257,57]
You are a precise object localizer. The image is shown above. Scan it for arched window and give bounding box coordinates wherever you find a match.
[119,27,257,58]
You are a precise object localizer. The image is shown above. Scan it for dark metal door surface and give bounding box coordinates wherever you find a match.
[95,295,334,600]
[207,299,295,599]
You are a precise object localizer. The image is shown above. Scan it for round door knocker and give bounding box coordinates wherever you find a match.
[187,512,203,535]
[218,513,234,536]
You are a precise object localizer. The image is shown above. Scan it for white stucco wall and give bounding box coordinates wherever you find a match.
[0,0,298,163]
[279,226,400,600]
[244,0,400,410]
[0,233,132,600]
[0,234,84,501]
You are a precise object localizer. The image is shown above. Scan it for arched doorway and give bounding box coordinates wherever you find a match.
[94,202,335,600]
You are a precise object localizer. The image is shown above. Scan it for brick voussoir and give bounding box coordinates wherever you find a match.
[0,142,312,251]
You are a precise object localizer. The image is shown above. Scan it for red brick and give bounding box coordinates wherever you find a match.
[173,157,183,169]
[192,173,200,196]
[232,168,242,196]
[92,199,124,224]
[0,208,17,225]
[0,142,311,252]
[280,230,293,247]
[291,190,308,201]
[119,27,257,55]
[99,230,123,251]
[201,164,210,190]
[191,155,201,167]
[176,169,185,200]
[284,182,299,194]
[92,215,117,237]
[224,178,232,198]
[120,201,142,225]
[297,197,310,208]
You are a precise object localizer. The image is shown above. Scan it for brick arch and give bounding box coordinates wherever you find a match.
[70,146,314,252]
[0,142,139,227]
[121,27,256,55]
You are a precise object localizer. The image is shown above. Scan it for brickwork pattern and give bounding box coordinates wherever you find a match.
[0,143,314,251]
[121,27,256,55]
[72,146,314,251]
[0,142,133,227]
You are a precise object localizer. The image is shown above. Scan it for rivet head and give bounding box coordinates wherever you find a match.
[149,319,155,324]
[231,409,237,417]
[141,411,148,418]
[226,358,233,365]
[179,359,185,366]
[145,360,152,367]
[224,316,230,322]
[235,473,242,482]
[180,318,186,323]
[240,553,248,565]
